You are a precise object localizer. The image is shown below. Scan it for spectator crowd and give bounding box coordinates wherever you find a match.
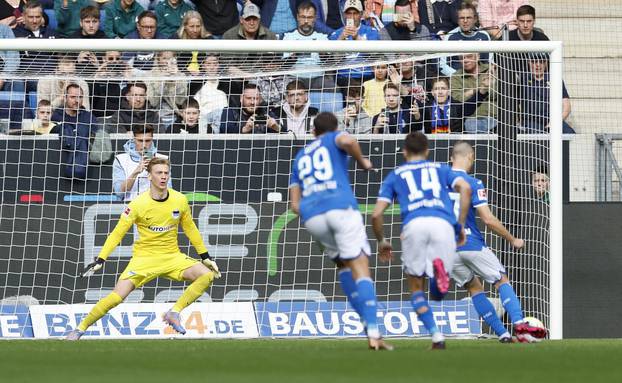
[0,0,574,143]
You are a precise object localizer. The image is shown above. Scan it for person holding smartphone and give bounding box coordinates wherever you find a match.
[112,124,172,201]
[379,0,433,41]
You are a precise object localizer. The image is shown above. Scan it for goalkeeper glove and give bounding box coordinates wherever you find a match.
[80,257,105,277]
[199,253,221,278]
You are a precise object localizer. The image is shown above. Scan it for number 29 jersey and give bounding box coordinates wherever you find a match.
[289,131,358,222]
[378,160,463,230]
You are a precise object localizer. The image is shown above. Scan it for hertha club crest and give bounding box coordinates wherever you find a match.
[172,210,180,219]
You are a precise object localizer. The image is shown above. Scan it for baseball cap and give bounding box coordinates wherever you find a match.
[343,0,363,12]
[242,3,261,19]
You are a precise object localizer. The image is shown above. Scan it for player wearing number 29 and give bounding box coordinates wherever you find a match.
[65,158,221,340]
[289,112,393,351]
[371,132,472,349]
[450,142,546,343]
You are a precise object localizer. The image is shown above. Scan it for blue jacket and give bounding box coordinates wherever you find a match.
[311,0,348,35]
[250,0,298,29]
[51,108,99,179]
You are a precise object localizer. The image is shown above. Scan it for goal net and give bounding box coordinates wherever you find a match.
[0,39,562,339]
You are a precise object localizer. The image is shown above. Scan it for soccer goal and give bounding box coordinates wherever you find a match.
[0,38,562,340]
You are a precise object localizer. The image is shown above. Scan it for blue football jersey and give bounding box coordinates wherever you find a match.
[378,160,463,230]
[450,170,488,251]
[290,131,358,222]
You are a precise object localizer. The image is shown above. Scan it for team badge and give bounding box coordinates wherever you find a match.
[123,207,131,216]
[478,189,487,200]
[172,210,180,219]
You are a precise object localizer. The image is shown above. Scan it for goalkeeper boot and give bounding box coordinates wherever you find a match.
[431,332,446,350]
[515,322,546,341]
[432,258,450,296]
[163,311,186,335]
[65,329,84,341]
[368,337,394,351]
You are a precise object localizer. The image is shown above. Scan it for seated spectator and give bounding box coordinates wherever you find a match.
[329,0,379,85]
[21,99,57,134]
[220,83,280,134]
[173,11,213,75]
[13,1,54,39]
[113,124,171,201]
[508,5,548,41]
[190,0,239,37]
[0,24,20,91]
[104,0,144,39]
[271,80,318,136]
[531,166,549,203]
[335,86,371,134]
[54,0,92,37]
[90,50,128,117]
[282,1,333,91]
[416,0,460,37]
[372,83,421,134]
[167,97,203,134]
[38,53,91,110]
[391,55,433,108]
[51,83,99,179]
[440,2,490,76]
[155,0,193,38]
[192,53,228,133]
[362,64,389,118]
[309,0,345,35]
[249,0,297,35]
[450,53,496,133]
[146,50,187,128]
[518,57,574,134]
[223,3,277,40]
[379,0,432,41]
[50,82,97,133]
[478,0,527,39]
[123,11,164,73]
[71,5,106,38]
[421,77,485,133]
[105,81,163,133]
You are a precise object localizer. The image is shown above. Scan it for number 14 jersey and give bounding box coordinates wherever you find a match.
[290,131,358,222]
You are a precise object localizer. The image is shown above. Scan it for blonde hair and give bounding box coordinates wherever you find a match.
[176,11,211,39]
[147,157,170,173]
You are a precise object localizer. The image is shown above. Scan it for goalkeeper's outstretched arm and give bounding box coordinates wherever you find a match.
[476,205,524,249]
[81,216,133,276]
[180,207,221,278]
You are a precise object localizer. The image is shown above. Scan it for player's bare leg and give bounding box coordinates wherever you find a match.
[407,276,445,349]
[66,279,135,341]
[345,254,393,351]
[163,263,215,335]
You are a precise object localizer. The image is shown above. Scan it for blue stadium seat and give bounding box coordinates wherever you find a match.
[44,9,57,31]
[0,91,31,129]
[28,93,37,116]
[309,92,344,113]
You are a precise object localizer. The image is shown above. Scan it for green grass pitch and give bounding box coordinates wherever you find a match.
[1,339,620,383]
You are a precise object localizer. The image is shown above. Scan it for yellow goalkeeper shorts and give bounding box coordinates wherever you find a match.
[119,253,200,288]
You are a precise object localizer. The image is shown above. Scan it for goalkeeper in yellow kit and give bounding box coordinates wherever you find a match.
[66,157,221,340]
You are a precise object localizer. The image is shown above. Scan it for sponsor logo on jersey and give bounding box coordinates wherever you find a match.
[172,210,180,219]
[477,188,487,201]
[149,225,175,232]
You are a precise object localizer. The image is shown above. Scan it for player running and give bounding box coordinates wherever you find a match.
[450,141,546,343]
[66,157,221,340]
[289,112,392,351]
[371,132,471,349]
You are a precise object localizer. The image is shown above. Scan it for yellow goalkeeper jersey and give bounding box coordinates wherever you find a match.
[98,189,207,260]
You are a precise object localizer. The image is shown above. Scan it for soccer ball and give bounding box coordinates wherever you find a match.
[523,316,547,339]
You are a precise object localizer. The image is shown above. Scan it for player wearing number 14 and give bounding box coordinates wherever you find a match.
[372,132,472,349]
[289,112,392,351]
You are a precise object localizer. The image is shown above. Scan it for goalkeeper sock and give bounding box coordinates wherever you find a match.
[471,292,508,337]
[411,291,439,335]
[77,292,123,332]
[355,277,380,338]
[498,282,524,324]
[172,272,214,313]
[338,268,363,316]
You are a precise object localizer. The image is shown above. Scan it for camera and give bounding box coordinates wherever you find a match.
[253,106,269,125]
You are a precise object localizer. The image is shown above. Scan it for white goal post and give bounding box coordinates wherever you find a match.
[0,38,563,340]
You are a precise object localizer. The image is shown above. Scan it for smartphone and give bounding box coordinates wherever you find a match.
[143,152,154,160]
[346,18,354,27]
